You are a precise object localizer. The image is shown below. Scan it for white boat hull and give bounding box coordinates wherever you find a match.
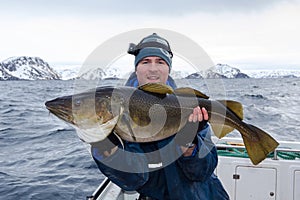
[88,137,300,200]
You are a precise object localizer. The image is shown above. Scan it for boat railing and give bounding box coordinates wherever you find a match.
[216,143,300,161]
[86,177,110,200]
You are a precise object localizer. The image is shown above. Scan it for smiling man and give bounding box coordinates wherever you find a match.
[91,33,229,200]
[135,55,169,84]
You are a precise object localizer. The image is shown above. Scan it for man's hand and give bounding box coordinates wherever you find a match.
[188,106,209,123]
[181,106,209,156]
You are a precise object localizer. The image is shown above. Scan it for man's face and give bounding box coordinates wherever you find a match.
[136,56,169,85]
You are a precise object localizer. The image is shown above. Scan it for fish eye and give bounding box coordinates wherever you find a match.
[74,99,81,107]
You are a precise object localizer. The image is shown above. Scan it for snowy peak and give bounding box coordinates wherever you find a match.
[79,67,121,80]
[0,56,60,80]
[215,63,243,78]
[244,69,300,78]
[1,57,299,80]
[186,63,249,79]
[208,63,249,78]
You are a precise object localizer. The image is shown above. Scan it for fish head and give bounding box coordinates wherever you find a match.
[45,95,75,124]
[45,86,125,143]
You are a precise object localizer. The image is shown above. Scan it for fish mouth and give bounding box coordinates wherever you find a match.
[45,101,74,124]
[47,108,74,124]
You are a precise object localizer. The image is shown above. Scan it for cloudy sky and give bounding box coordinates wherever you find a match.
[1,0,300,70]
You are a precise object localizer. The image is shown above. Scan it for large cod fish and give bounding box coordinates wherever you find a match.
[45,83,279,165]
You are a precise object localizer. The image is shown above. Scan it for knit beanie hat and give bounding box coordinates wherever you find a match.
[134,47,172,68]
[128,33,173,71]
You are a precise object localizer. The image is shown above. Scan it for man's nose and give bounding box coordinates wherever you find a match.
[148,62,159,71]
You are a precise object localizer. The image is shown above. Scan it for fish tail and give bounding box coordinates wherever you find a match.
[241,123,279,165]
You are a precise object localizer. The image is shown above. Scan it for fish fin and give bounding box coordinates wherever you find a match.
[174,87,209,99]
[241,124,279,165]
[217,100,244,120]
[211,124,235,138]
[138,83,174,94]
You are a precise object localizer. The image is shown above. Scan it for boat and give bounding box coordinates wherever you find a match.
[87,137,300,200]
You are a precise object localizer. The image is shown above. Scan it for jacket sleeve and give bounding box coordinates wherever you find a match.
[91,142,149,191]
[176,124,218,182]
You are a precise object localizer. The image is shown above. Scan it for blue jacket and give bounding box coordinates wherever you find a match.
[92,74,229,200]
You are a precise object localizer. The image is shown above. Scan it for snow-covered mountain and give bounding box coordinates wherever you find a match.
[214,63,249,78]
[52,64,300,80]
[186,64,249,79]
[244,69,300,78]
[1,56,299,80]
[79,67,121,80]
[53,65,129,80]
[52,65,81,80]
[0,56,60,80]
[56,63,250,80]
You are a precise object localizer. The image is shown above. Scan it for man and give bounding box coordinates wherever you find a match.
[91,33,229,199]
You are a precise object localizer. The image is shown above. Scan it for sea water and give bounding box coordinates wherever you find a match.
[0,78,299,199]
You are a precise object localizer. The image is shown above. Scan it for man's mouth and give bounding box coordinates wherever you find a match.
[147,76,159,80]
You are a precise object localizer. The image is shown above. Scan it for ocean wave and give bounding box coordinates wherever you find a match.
[0,107,18,114]
[243,94,267,99]
[0,127,14,132]
[0,171,10,177]
[46,127,75,136]
[1,79,299,199]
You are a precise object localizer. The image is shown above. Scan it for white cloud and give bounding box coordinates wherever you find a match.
[169,1,300,69]
[1,0,300,70]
